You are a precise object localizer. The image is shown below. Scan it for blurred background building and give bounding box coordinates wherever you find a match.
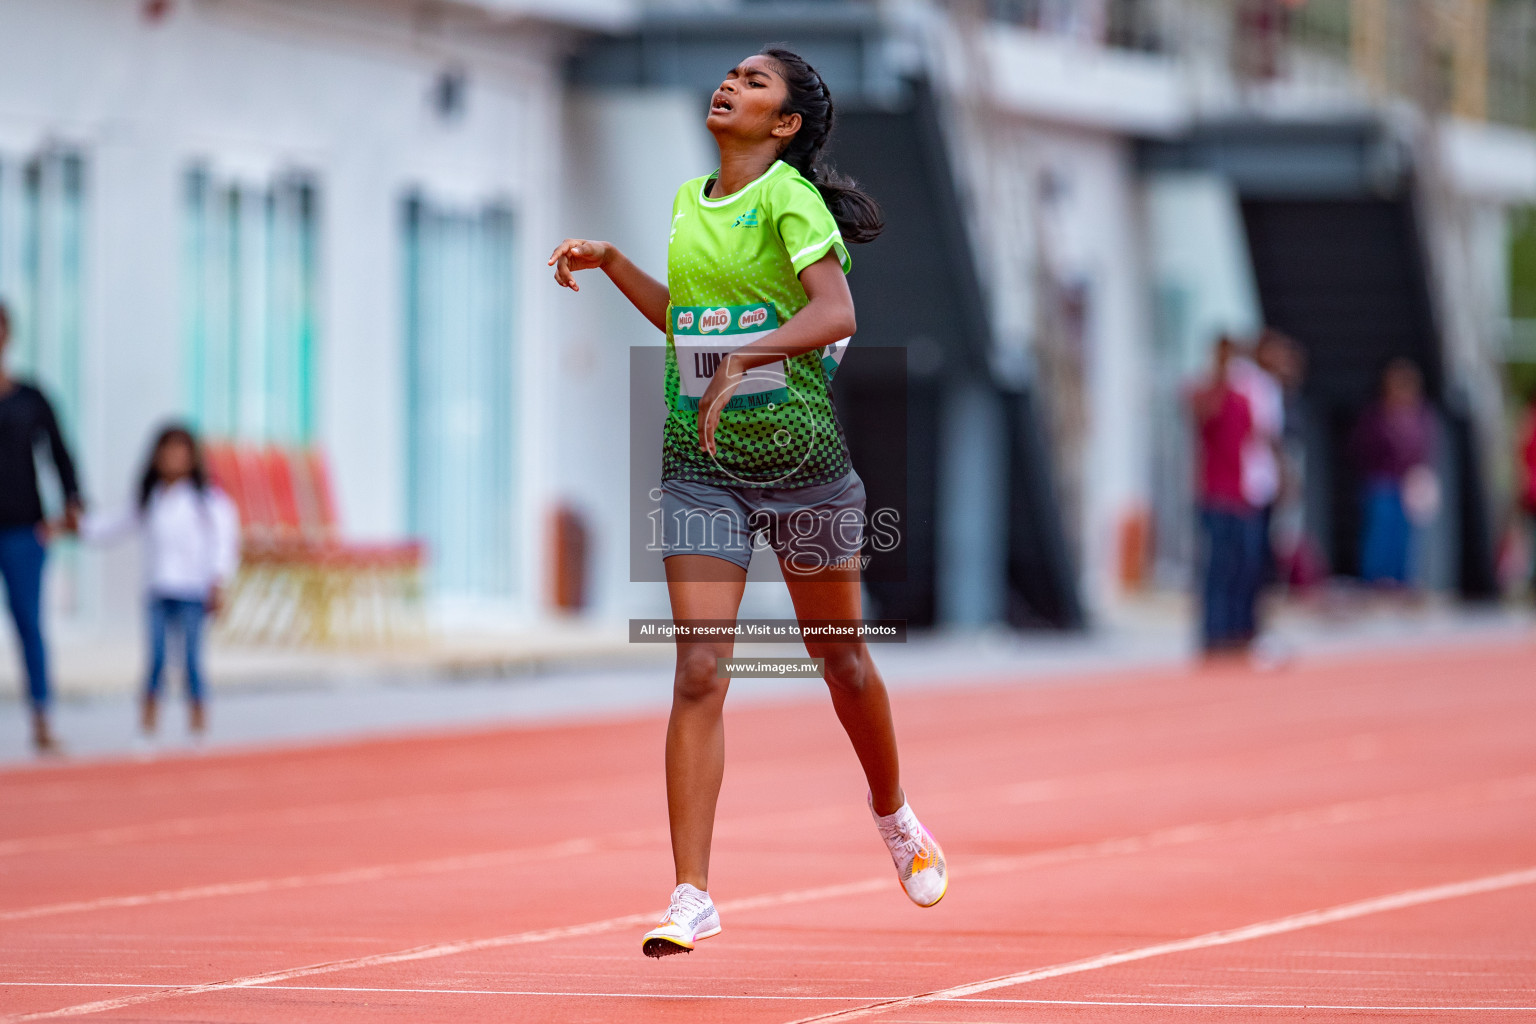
[1,0,1534,648]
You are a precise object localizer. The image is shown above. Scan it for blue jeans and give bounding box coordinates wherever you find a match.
[1360,481,1412,585]
[146,596,207,703]
[0,526,48,707]
[1199,507,1264,652]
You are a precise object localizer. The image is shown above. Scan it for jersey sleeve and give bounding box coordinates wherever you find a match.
[771,175,851,276]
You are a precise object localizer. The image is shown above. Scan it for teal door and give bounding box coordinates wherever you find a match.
[183,167,319,444]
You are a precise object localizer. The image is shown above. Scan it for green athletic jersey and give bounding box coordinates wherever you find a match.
[663,160,854,488]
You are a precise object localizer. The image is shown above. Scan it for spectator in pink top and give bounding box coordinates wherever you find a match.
[1190,337,1264,655]
[1350,359,1437,588]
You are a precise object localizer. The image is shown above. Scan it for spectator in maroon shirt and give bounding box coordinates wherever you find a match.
[1190,337,1264,655]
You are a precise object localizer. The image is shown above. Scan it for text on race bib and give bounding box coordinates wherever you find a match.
[672,304,788,411]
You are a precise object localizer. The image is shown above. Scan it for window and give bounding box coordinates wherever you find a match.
[0,150,86,439]
[183,167,319,443]
[402,195,517,598]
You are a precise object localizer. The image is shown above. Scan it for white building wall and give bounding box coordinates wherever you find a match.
[941,108,1158,617]
[557,89,710,622]
[0,0,574,632]
[924,20,1178,620]
[1080,134,1156,615]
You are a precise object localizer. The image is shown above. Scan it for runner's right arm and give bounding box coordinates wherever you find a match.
[548,239,669,333]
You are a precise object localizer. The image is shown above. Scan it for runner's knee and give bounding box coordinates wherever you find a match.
[820,646,868,694]
[674,647,727,703]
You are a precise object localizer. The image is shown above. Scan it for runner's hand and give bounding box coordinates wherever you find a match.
[697,355,745,458]
[548,239,613,292]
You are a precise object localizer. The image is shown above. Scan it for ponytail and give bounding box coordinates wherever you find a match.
[759,46,883,244]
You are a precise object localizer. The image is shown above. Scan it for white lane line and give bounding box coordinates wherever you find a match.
[937,999,1536,1010]
[6,984,1532,1014]
[9,771,1533,924]
[0,769,1051,857]
[0,875,894,1023]
[781,866,1536,1024]
[0,915,645,1022]
[0,839,601,923]
[0,727,1459,859]
[9,777,1534,1021]
[0,983,894,1002]
[0,787,523,858]
[882,1009,1536,1020]
[19,986,1536,1015]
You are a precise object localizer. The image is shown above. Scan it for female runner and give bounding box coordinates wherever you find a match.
[549,47,946,958]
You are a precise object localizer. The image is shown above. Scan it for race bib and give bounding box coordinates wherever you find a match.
[671,304,788,411]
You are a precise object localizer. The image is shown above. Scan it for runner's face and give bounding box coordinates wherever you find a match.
[707,56,799,145]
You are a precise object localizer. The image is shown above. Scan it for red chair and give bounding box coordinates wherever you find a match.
[204,443,244,516]
[207,440,425,647]
[206,442,298,644]
[301,450,424,567]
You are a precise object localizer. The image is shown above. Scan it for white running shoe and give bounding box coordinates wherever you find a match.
[871,794,948,907]
[641,883,721,958]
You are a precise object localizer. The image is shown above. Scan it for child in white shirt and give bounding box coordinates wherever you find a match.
[84,425,239,739]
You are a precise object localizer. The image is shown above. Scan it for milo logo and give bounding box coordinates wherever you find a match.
[737,306,769,330]
[676,310,695,331]
[699,308,731,334]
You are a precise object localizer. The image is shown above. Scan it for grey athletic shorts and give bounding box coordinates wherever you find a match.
[660,471,867,573]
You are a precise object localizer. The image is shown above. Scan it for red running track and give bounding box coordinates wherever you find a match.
[2,640,1534,1022]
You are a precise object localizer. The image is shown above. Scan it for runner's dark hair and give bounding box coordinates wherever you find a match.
[759,46,883,244]
[139,423,209,510]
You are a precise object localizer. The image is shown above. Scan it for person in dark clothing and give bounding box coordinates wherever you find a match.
[0,301,83,753]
